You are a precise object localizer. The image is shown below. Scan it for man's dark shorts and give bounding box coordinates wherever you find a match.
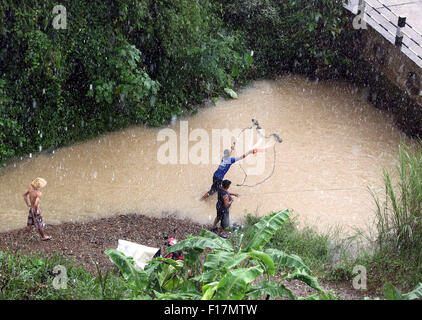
[27,208,44,229]
[216,209,230,229]
[208,175,222,196]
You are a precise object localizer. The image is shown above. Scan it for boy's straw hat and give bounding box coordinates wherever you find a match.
[31,177,47,189]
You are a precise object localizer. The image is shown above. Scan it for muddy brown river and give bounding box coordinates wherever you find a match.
[0,75,410,234]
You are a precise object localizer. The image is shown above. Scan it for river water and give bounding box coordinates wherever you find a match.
[0,75,410,234]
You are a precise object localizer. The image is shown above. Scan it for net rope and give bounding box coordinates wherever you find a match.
[233,119,282,188]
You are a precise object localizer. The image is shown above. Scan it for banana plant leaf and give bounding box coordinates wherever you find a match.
[202,249,275,285]
[202,251,235,284]
[104,249,148,291]
[284,269,323,293]
[202,281,219,300]
[248,250,275,276]
[402,283,422,300]
[384,282,422,300]
[223,252,250,269]
[167,230,233,254]
[384,282,404,300]
[153,290,202,300]
[224,88,238,99]
[296,291,338,300]
[213,266,264,300]
[265,248,312,274]
[241,209,290,252]
[247,280,294,300]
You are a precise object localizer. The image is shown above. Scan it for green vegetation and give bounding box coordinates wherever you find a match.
[0,250,127,299]
[105,210,336,300]
[241,211,364,287]
[366,142,422,289]
[382,282,422,300]
[217,0,351,77]
[239,143,422,294]
[0,0,252,165]
[373,143,422,258]
[242,213,335,277]
[2,0,422,300]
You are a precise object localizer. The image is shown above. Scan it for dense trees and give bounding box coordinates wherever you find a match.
[0,0,352,165]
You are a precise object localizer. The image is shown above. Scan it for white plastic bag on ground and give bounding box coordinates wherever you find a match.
[117,239,159,271]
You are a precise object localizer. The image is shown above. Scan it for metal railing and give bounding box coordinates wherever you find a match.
[346,0,422,68]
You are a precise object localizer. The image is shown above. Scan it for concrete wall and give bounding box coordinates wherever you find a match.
[361,25,422,105]
[340,7,422,137]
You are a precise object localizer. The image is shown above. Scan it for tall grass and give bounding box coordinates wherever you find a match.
[368,142,422,287]
[372,143,422,256]
[0,250,128,300]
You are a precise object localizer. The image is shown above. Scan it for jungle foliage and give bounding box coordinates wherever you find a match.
[216,0,353,77]
[0,0,253,164]
[0,0,356,165]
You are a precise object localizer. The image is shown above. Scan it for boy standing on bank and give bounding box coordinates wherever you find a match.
[211,179,236,237]
[23,177,51,241]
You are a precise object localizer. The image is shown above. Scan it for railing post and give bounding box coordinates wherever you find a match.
[395,16,406,47]
[353,0,367,30]
[358,0,366,17]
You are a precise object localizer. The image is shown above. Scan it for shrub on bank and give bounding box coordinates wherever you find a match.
[216,0,352,77]
[0,0,251,165]
[0,250,127,299]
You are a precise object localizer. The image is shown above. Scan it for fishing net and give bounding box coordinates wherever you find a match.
[233,119,282,187]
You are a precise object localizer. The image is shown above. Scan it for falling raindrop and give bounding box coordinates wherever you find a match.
[398,64,405,75]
